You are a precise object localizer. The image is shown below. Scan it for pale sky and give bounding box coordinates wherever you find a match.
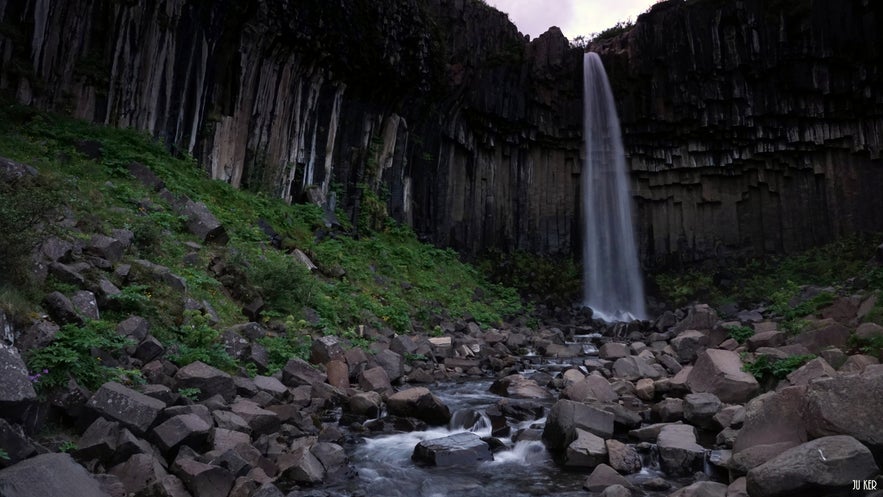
[486,0,658,40]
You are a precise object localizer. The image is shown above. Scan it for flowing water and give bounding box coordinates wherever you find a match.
[581,52,646,322]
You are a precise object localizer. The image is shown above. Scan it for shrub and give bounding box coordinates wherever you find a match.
[167,310,237,371]
[0,173,60,289]
[742,353,815,387]
[725,325,754,344]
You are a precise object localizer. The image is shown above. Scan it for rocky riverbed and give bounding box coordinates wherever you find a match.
[2,298,883,497]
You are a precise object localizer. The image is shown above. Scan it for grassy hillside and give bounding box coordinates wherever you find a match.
[0,100,524,386]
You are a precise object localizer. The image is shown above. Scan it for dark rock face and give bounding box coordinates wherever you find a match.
[0,452,111,497]
[411,432,493,466]
[1,0,881,265]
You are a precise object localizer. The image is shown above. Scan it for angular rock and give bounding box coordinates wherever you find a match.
[42,291,82,325]
[489,374,553,400]
[108,453,173,496]
[657,423,705,476]
[802,370,883,450]
[542,400,614,450]
[358,366,392,393]
[668,481,727,497]
[174,361,235,401]
[86,235,124,263]
[565,427,608,468]
[310,442,347,474]
[792,319,850,354]
[277,447,325,484]
[412,432,492,466]
[686,349,759,404]
[281,358,327,388]
[173,457,235,497]
[116,316,150,342]
[612,356,661,381]
[71,290,100,320]
[309,336,345,365]
[746,435,880,497]
[0,419,36,464]
[605,439,642,474]
[683,392,722,430]
[785,356,836,385]
[349,391,383,418]
[673,304,719,333]
[671,330,708,363]
[0,345,37,420]
[747,330,786,351]
[583,463,635,493]
[87,381,166,435]
[386,387,451,425]
[151,413,212,454]
[598,342,629,360]
[325,360,349,390]
[563,374,618,403]
[375,348,404,382]
[181,200,228,245]
[0,453,110,497]
[230,399,280,435]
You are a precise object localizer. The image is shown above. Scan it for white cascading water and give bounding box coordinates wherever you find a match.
[581,52,646,321]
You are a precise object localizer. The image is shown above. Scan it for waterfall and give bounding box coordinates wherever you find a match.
[581,52,646,321]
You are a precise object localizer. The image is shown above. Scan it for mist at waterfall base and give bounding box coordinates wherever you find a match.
[581,52,646,322]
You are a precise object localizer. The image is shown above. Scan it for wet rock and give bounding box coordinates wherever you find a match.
[686,349,759,404]
[349,391,382,417]
[386,387,451,425]
[542,400,614,450]
[746,435,880,497]
[668,481,727,497]
[583,463,635,492]
[281,358,327,388]
[0,453,110,497]
[412,432,492,466]
[151,413,212,454]
[489,374,553,400]
[605,439,642,474]
[277,447,326,484]
[565,427,608,468]
[175,361,235,401]
[87,381,166,436]
[657,424,705,476]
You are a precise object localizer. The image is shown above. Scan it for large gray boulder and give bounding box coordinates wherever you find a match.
[801,369,883,451]
[0,453,111,497]
[281,358,327,388]
[668,481,728,497]
[686,349,759,403]
[386,387,451,425]
[683,392,722,430]
[180,200,228,245]
[612,356,661,381]
[564,428,608,468]
[747,435,880,497]
[733,386,807,468]
[151,413,212,454]
[562,374,618,403]
[542,400,614,450]
[87,381,166,436]
[412,432,492,466]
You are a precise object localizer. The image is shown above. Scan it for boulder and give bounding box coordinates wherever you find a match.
[172,457,235,497]
[683,392,722,430]
[542,400,614,450]
[733,386,807,455]
[598,342,629,360]
[785,356,836,385]
[562,374,618,403]
[489,374,553,400]
[325,360,349,389]
[357,366,392,393]
[746,436,880,497]
[277,447,325,485]
[375,349,404,382]
[0,453,111,497]
[310,442,348,475]
[151,413,212,454]
[71,290,100,320]
[686,349,759,404]
[565,428,608,468]
[309,336,345,365]
[747,330,786,351]
[412,432,492,466]
[668,481,727,497]
[108,453,176,496]
[605,439,641,474]
[838,354,879,374]
[0,345,37,420]
[42,291,82,325]
[792,319,850,354]
[230,399,280,435]
[583,463,635,492]
[657,424,705,476]
[86,234,124,263]
[673,304,719,333]
[174,361,235,402]
[671,330,708,363]
[87,381,166,435]
[802,370,883,451]
[180,200,228,245]
[281,358,327,388]
[386,387,451,425]
[116,316,149,342]
[349,391,383,417]
[612,356,661,381]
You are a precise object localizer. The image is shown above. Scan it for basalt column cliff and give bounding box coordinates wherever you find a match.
[595,0,883,266]
[1,0,882,265]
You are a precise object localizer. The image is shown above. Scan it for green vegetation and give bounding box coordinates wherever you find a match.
[479,250,580,306]
[725,324,754,344]
[0,448,8,461]
[0,98,526,391]
[742,353,816,387]
[57,441,78,453]
[177,387,202,402]
[26,321,142,392]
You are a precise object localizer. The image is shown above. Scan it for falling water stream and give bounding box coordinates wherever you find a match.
[581,52,646,322]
